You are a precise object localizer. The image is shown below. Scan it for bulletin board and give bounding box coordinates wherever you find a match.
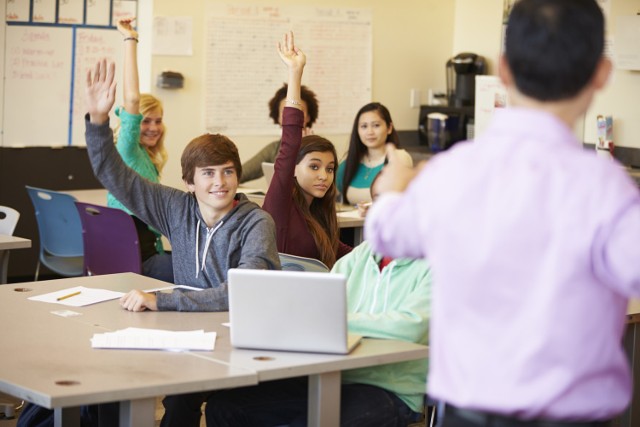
[2,0,137,147]
[204,5,372,135]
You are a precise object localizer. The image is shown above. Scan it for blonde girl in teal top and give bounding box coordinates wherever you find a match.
[109,18,172,282]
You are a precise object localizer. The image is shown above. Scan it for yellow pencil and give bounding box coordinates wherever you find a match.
[57,291,81,301]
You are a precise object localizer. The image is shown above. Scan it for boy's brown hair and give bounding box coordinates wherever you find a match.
[181,134,242,184]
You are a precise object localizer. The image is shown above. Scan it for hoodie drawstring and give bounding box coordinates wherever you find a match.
[195,219,224,278]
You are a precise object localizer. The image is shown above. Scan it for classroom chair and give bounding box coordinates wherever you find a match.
[75,202,142,276]
[26,186,84,281]
[0,205,19,236]
[0,205,20,285]
[278,253,329,273]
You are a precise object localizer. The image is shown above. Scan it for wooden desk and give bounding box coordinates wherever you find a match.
[0,274,257,427]
[0,234,31,284]
[0,273,428,427]
[193,319,427,427]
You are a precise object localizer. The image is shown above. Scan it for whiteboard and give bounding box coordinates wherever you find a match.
[204,5,372,135]
[4,26,72,146]
[3,26,123,147]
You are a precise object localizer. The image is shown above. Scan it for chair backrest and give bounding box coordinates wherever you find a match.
[75,202,142,276]
[0,206,20,235]
[278,253,330,273]
[26,186,83,257]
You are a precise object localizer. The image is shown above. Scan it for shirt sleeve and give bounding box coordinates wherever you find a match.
[364,169,431,260]
[594,197,640,296]
[114,107,150,173]
[263,108,304,242]
[85,116,178,240]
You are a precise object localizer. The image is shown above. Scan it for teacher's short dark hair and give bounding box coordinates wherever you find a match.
[505,0,604,101]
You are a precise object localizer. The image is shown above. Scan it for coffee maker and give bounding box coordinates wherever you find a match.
[418,53,486,152]
[446,52,486,107]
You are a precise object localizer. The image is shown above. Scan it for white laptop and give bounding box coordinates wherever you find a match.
[261,162,275,186]
[228,268,362,354]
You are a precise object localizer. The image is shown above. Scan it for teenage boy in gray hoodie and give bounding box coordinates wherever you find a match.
[84,58,280,313]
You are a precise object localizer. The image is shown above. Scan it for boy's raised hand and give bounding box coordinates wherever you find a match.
[85,59,117,124]
[277,31,306,72]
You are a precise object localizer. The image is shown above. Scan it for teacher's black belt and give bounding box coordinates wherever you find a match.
[443,403,610,427]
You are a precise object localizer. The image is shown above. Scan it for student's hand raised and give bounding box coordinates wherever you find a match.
[116,17,138,39]
[85,59,116,125]
[277,31,306,73]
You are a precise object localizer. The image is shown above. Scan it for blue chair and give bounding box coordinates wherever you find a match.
[278,253,329,272]
[75,202,142,276]
[26,186,84,281]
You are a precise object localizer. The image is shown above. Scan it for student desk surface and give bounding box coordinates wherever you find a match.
[0,273,428,427]
[0,273,255,427]
[0,234,31,284]
[0,235,31,250]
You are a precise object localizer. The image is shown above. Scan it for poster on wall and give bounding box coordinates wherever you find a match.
[474,76,508,139]
[204,5,372,135]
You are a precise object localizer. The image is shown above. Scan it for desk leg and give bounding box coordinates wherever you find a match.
[54,406,80,427]
[307,371,341,427]
[119,397,156,427]
[0,251,9,284]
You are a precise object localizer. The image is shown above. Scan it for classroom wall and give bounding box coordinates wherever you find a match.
[149,0,456,190]
[452,0,503,75]
[451,0,640,150]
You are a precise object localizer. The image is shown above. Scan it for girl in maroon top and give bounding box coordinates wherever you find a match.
[263,32,351,268]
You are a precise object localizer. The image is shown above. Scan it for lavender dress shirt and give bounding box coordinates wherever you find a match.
[365,107,640,421]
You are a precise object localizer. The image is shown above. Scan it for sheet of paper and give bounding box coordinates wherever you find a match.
[91,328,216,351]
[615,15,640,70]
[152,16,193,56]
[28,286,125,307]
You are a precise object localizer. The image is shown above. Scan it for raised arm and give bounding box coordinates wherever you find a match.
[263,33,307,228]
[116,18,140,115]
[278,31,306,111]
[86,59,117,124]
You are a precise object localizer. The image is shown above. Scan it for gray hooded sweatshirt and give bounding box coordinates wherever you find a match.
[85,118,281,311]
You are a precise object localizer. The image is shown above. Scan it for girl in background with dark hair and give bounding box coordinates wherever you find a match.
[240,83,319,183]
[263,32,351,268]
[336,102,413,208]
